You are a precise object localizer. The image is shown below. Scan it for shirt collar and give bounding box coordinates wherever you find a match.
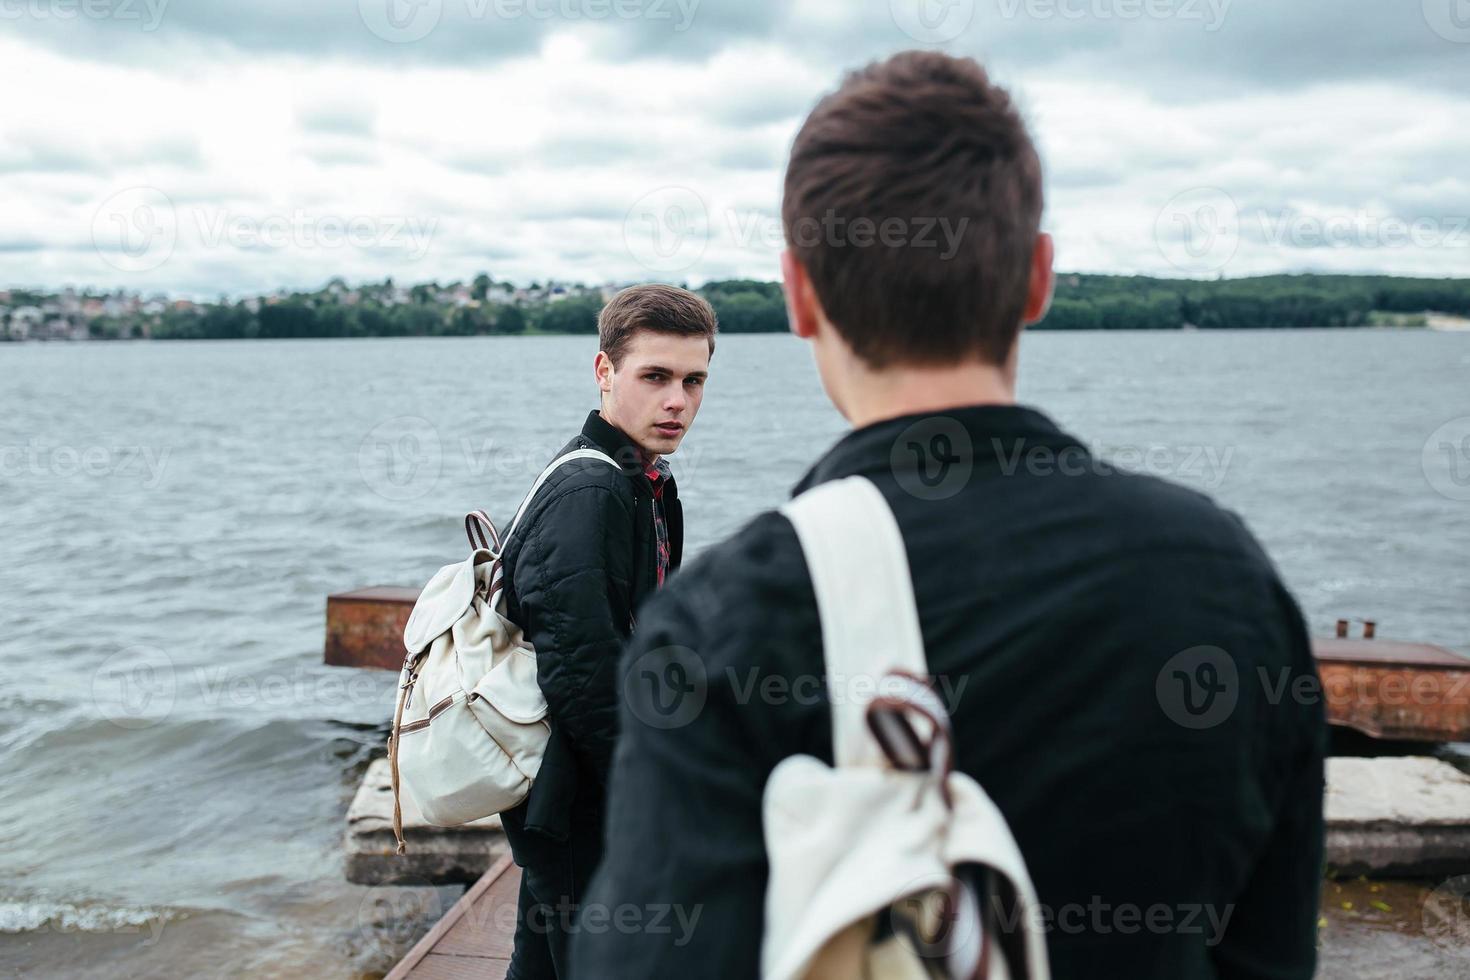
[581,409,677,493]
[791,403,1082,497]
[581,409,648,476]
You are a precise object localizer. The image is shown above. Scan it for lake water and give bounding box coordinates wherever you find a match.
[1,330,1467,977]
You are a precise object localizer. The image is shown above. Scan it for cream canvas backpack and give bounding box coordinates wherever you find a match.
[388,448,617,853]
[763,475,1051,980]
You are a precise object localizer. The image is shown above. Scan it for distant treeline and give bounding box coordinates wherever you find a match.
[1033,273,1470,330]
[707,273,1470,332]
[129,273,1470,340]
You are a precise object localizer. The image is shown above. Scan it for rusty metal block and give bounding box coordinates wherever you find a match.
[325,586,420,671]
[1314,637,1470,742]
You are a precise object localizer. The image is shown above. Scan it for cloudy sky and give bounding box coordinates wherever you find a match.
[1,0,1467,298]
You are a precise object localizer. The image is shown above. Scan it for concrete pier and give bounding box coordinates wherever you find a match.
[1325,756,1470,877]
[346,758,508,886]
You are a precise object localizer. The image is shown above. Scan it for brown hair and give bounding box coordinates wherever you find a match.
[782,51,1044,367]
[598,284,718,368]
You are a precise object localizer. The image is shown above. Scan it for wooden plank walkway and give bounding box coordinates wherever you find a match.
[386,853,521,980]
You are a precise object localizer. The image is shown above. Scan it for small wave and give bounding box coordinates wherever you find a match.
[0,897,180,935]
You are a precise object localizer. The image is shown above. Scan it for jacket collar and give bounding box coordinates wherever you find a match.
[791,403,1082,497]
[581,409,675,491]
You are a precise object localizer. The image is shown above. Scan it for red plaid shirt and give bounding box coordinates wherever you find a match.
[644,457,672,587]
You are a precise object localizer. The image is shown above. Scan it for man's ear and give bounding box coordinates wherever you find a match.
[1022,231,1056,325]
[594,350,614,393]
[780,250,819,340]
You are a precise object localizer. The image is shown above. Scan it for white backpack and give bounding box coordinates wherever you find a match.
[388,448,618,853]
[763,475,1051,980]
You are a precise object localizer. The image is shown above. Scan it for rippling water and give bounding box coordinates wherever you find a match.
[1,330,1467,977]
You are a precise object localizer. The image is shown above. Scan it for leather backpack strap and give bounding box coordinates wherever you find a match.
[779,475,927,769]
[389,671,413,855]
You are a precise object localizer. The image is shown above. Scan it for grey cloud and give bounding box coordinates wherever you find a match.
[441,151,514,176]
[517,198,630,220]
[304,142,381,167]
[0,142,106,175]
[297,104,377,138]
[537,133,648,166]
[9,0,1466,100]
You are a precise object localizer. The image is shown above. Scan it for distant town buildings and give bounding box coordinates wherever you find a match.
[0,276,641,341]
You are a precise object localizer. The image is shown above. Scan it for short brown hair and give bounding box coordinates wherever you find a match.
[598,284,718,368]
[782,51,1044,367]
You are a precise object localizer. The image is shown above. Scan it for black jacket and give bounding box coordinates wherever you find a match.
[574,405,1325,979]
[502,410,682,841]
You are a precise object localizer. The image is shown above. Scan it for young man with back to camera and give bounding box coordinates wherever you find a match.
[497,283,716,980]
[572,52,1325,980]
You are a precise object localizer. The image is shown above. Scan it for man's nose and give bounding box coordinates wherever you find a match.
[664,388,686,413]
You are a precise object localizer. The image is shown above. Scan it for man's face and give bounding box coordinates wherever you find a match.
[596,329,711,459]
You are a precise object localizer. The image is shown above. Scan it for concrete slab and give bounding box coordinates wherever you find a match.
[347,758,509,886]
[1326,756,1470,876]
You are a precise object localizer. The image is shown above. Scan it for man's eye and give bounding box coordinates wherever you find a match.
[685,378,704,387]
[644,374,664,382]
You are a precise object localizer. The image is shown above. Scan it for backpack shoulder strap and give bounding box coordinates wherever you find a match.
[779,475,926,769]
[504,447,619,544]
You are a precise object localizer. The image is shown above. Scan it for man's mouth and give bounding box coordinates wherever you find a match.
[654,421,684,435]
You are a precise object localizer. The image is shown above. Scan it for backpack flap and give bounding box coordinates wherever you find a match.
[402,551,492,657]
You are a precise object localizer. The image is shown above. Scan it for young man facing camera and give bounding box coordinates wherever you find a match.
[498,283,715,980]
[574,52,1324,979]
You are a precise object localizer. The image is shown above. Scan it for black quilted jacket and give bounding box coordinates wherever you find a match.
[500,409,682,842]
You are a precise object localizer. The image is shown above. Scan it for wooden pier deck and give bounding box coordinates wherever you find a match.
[385,853,521,980]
